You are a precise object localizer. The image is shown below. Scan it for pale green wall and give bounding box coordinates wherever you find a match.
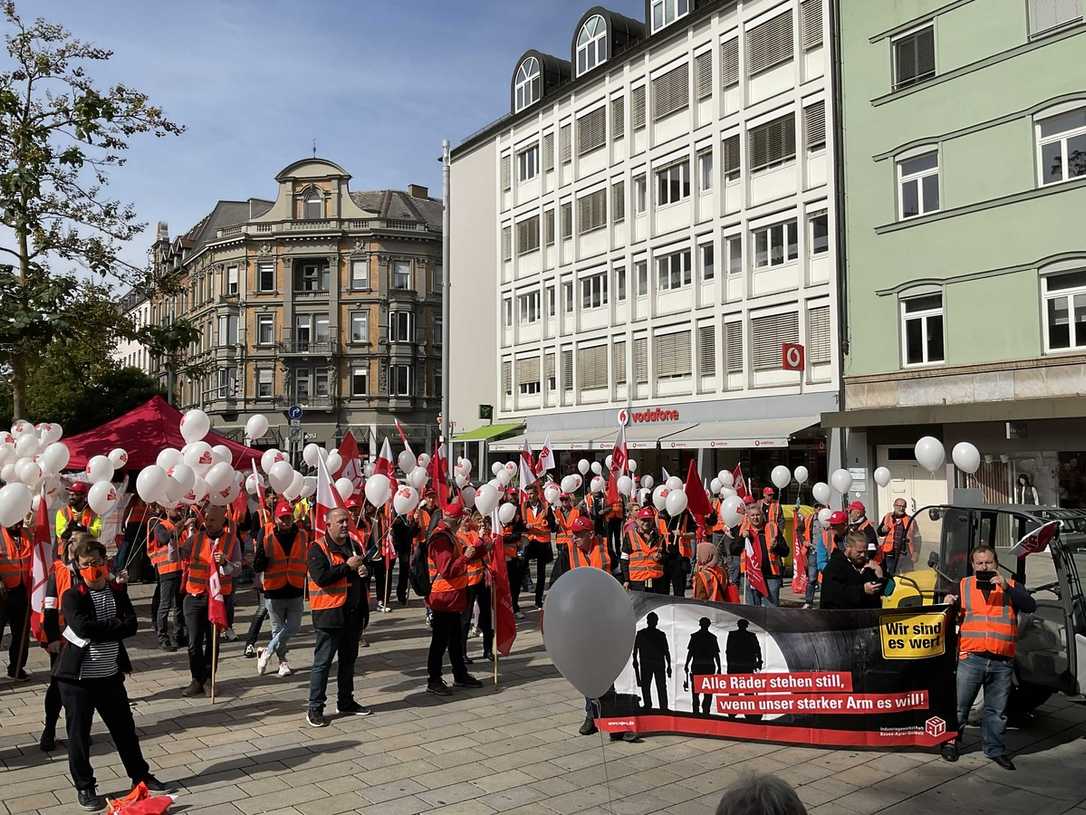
[838,0,1086,377]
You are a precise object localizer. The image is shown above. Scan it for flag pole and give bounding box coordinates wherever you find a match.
[210,623,218,704]
[492,572,499,687]
[441,138,453,487]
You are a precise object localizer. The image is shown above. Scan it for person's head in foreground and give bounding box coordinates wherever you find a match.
[716,774,808,815]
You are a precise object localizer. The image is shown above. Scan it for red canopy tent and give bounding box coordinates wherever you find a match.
[63,395,261,471]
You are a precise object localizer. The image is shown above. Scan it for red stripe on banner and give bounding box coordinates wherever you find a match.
[693,671,853,694]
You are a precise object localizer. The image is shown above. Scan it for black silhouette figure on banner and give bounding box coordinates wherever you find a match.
[684,617,722,714]
[633,612,672,711]
[725,619,764,720]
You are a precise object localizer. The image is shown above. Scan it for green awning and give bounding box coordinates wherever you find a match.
[453,421,524,442]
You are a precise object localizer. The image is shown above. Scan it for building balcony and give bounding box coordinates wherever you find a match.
[274,394,335,412]
[214,218,435,241]
[278,337,339,357]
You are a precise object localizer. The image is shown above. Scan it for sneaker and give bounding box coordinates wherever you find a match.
[306,710,328,728]
[464,654,474,665]
[991,755,1016,771]
[256,648,271,676]
[360,636,369,648]
[469,626,480,638]
[7,667,29,681]
[243,644,257,658]
[221,627,237,642]
[277,661,293,677]
[337,701,372,717]
[376,601,385,612]
[175,634,189,648]
[141,775,174,793]
[181,680,204,698]
[159,640,177,652]
[427,680,451,696]
[801,603,812,609]
[514,611,525,620]
[454,675,483,689]
[579,715,598,736]
[77,788,105,811]
[39,728,56,752]
[940,741,959,763]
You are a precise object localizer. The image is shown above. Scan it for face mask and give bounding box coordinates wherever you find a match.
[80,564,107,584]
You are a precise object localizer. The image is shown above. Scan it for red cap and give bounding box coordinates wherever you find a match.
[444,501,465,520]
[848,500,866,513]
[762,487,775,497]
[742,495,755,505]
[829,510,848,526]
[636,507,656,520]
[345,495,362,510]
[274,498,293,518]
[571,516,594,533]
[68,481,89,496]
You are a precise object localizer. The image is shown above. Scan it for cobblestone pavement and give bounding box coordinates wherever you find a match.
[2,583,1086,815]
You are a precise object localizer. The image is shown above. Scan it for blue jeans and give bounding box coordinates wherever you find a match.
[804,555,819,605]
[266,597,303,661]
[956,653,1013,757]
[308,623,362,713]
[747,577,781,607]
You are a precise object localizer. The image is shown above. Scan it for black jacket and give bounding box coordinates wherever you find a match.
[307,534,366,630]
[53,582,137,681]
[820,549,882,610]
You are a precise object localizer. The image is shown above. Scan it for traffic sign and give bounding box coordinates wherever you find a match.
[782,343,805,371]
[287,404,303,421]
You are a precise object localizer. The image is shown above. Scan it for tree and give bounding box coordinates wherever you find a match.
[0,1,183,417]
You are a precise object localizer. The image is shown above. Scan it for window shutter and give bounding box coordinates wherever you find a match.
[1029,0,1084,33]
[633,337,649,383]
[501,156,511,190]
[612,181,625,222]
[613,340,626,384]
[802,0,824,49]
[560,202,573,238]
[721,39,739,88]
[632,86,647,130]
[751,311,800,370]
[695,51,713,99]
[749,113,796,171]
[652,63,690,121]
[804,101,826,151]
[654,331,692,378]
[577,345,608,390]
[543,132,555,171]
[544,353,555,386]
[698,325,716,376]
[577,107,606,156]
[560,124,572,163]
[577,189,607,234]
[611,97,625,141]
[808,306,831,364]
[501,361,512,395]
[517,356,540,387]
[501,226,512,260]
[562,349,574,390]
[725,322,744,373]
[544,209,555,245]
[747,11,794,76]
[723,134,741,180]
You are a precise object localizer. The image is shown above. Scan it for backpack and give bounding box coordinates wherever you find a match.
[409,538,431,597]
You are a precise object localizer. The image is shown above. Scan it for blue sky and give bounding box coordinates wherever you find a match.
[31,0,646,272]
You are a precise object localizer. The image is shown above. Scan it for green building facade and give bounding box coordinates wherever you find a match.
[828,0,1086,512]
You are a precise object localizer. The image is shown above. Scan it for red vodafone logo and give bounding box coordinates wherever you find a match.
[617,409,629,426]
[622,407,680,424]
[782,343,805,371]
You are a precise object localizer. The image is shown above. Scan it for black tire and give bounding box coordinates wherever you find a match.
[1006,682,1053,725]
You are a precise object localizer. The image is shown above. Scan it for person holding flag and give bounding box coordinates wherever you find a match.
[522,489,553,611]
[741,506,788,607]
[0,517,31,680]
[459,512,494,664]
[621,508,666,593]
[147,504,187,652]
[252,499,307,677]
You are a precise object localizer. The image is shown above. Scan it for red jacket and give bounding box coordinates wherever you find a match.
[426,527,470,613]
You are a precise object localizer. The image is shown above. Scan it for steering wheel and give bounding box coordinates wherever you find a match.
[1029,580,1060,598]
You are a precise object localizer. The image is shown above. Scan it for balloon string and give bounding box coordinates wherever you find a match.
[596,706,616,815]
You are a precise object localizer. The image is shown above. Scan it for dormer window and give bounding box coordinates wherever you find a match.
[651,0,690,33]
[576,15,607,76]
[303,188,323,220]
[514,57,541,113]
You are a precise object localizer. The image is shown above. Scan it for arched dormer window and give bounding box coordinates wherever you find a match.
[303,187,323,220]
[576,15,607,76]
[514,57,541,113]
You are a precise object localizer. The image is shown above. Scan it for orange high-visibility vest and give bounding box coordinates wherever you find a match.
[460,529,484,586]
[880,513,915,556]
[525,506,550,543]
[959,576,1018,659]
[262,526,308,591]
[308,538,349,610]
[0,528,28,589]
[627,527,663,581]
[554,507,580,549]
[608,499,625,520]
[52,563,73,627]
[693,564,727,603]
[429,532,468,594]
[741,522,782,578]
[570,535,611,572]
[148,518,182,575]
[185,530,238,596]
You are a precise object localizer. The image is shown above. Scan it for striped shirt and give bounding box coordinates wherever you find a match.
[79,589,120,679]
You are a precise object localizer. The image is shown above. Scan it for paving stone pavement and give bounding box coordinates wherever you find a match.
[2,583,1086,815]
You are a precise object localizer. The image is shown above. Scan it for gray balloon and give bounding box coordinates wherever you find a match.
[543,567,636,698]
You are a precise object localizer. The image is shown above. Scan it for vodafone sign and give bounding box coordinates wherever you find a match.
[618,407,680,425]
[782,342,805,372]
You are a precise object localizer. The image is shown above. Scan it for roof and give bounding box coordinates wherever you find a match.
[275,157,350,181]
[62,395,262,471]
[349,189,443,230]
[181,198,274,256]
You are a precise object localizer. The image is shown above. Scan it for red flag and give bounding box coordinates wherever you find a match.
[488,528,516,656]
[28,496,53,643]
[744,533,768,599]
[791,511,809,596]
[518,439,537,494]
[393,418,415,457]
[427,445,449,510]
[732,463,749,499]
[537,436,555,473]
[605,423,628,506]
[251,461,269,526]
[208,565,228,629]
[684,459,712,532]
[374,437,395,478]
[336,431,364,495]
[313,453,346,538]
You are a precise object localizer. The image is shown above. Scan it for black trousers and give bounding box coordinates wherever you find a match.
[606,519,623,566]
[307,618,363,713]
[428,609,468,683]
[461,583,493,659]
[507,558,526,612]
[525,556,548,607]
[182,594,218,684]
[155,572,186,644]
[666,558,687,597]
[58,674,149,793]
[0,584,29,673]
[44,651,62,732]
[628,579,669,594]
[245,588,268,648]
[638,663,669,710]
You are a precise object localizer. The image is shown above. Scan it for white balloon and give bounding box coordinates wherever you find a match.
[0,483,33,526]
[720,495,744,527]
[914,436,946,474]
[617,475,634,497]
[590,461,603,476]
[364,473,392,507]
[108,448,129,469]
[652,485,670,511]
[498,502,516,525]
[396,449,417,474]
[10,420,31,436]
[303,443,323,468]
[209,480,238,506]
[245,473,263,495]
[812,481,831,505]
[245,414,269,441]
[40,442,70,474]
[710,478,722,494]
[204,462,234,492]
[720,487,737,500]
[460,459,473,474]
[605,455,613,470]
[38,423,63,445]
[475,483,500,515]
[284,471,304,501]
[15,434,39,458]
[505,461,517,474]
[721,471,734,488]
[183,477,210,505]
[491,462,503,476]
[952,442,981,476]
[0,463,17,484]
[666,476,683,491]
[408,466,428,491]
[461,486,477,508]
[87,480,119,516]
[590,476,605,494]
[817,507,833,525]
[544,484,561,506]
[157,448,183,470]
[560,474,582,494]
[393,485,420,515]
[578,459,590,475]
[325,451,342,474]
[137,466,168,503]
[261,448,286,475]
[641,475,655,490]
[496,468,513,487]
[301,476,317,498]
[85,455,113,483]
[628,460,638,474]
[771,465,791,490]
[417,453,430,468]
[334,477,354,501]
[665,489,688,516]
[16,458,41,486]
[268,460,294,493]
[180,408,211,443]
[873,467,892,488]
[830,469,853,495]
[184,441,215,474]
[454,473,468,488]
[364,463,375,478]
[211,444,233,466]
[793,466,809,485]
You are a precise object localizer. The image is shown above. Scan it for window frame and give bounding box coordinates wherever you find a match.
[1042,270,1086,353]
[698,148,713,193]
[302,188,323,220]
[350,258,369,290]
[900,292,946,367]
[391,260,412,290]
[351,366,369,397]
[389,364,413,397]
[897,150,941,220]
[389,311,415,344]
[518,290,541,324]
[892,25,936,91]
[1036,105,1086,187]
[633,174,647,213]
[751,220,799,269]
[655,160,691,207]
[651,0,690,33]
[517,144,540,182]
[700,241,715,282]
[514,57,541,113]
[257,262,275,293]
[809,211,829,255]
[576,14,608,77]
[256,313,274,346]
[256,368,273,398]
[580,271,608,311]
[656,248,693,292]
[350,310,369,344]
[726,233,743,277]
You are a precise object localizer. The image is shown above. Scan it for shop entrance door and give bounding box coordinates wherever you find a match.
[876,445,949,548]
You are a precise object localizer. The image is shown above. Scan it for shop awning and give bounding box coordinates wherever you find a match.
[821,396,1086,428]
[660,416,821,450]
[490,427,613,452]
[593,423,697,450]
[453,421,524,442]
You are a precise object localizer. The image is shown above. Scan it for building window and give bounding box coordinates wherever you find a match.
[544,209,556,245]
[501,155,511,191]
[721,39,739,90]
[351,366,369,397]
[632,85,647,130]
[809,211,829,255]
[808,305,831,365]
[726,234,743,276]
[432,263,442,292]
[723,134,740,183]
[351,259,369,290]
[656,248,692,291]
[752,220,799,269]
[700,242,715,281]
[581,272,608,310]
[547,285,556,316]
[616,267,627,302]
[1029,0,1083,34]
[725,321,743,374]
[392,260,412,289]
[517,215,540,254]
[560,202,573,239]
[226,265,238,295]
[433,367,442,398]
[518,290,541,323]
[698,149,713,192]
[543,132,554,172]
[656,161,691,206]
[802,0,824,49]
[749,114,796,173]
[577,107,607,156]
[303,188,323,220]
[1038,106,1086,186]
[559,123,572,164]
[636,260,648,296]
[634,175,647,213]
[503,297,513,327]
[293,262,328,293]
[698,324,716,376]
[611,181,625,223]
[433,316,443,345]
[514,57,540,112]
[389,311,414,343]
[893,26,935,90]
[1043,270,1086,351]
[695,51,712,100]
[577,345,608,390]
[804,101,826,152]
[576,14,607,76]
[901,293,944,366]
[563,280,574,313]
[256,314,274,345]
[517,357,542,395]
[651,0,690,33]
[257,368,273,398]
[502,360,512,396]
[502,226,513,261]
[217,314,238,346]
[561,349,574,391]
[897,151,940,219]
[544,353,556,390]
[747,10,794,77]
[351,311,368,343]
[654,331,692,379]
[752,310,800,370]
[314,369,329,398]
[611,96,624,141]
[257,262,274,292]
[389,364,412,397]
[613,340,626,385]
[577,188,607,234]
[295,369,311,402]
[652,63,689,121]
[517,145,539,182]
[633,337,648,383]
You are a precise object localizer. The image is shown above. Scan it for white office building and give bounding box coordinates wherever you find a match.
[450,0,843,487]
